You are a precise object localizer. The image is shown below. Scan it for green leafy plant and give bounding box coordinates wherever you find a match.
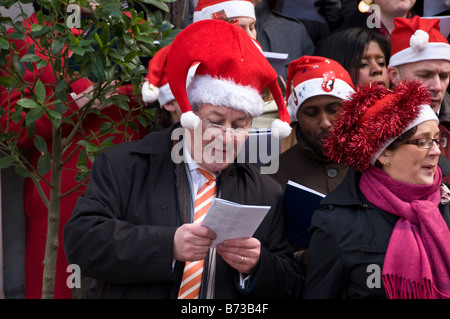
[0,0,178,298]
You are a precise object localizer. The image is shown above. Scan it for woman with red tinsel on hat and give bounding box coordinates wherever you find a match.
[302,81,450,299]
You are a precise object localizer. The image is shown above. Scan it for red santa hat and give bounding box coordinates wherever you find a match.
[389,16,450,67]
[324,81,437,171]
[285,56,355,122]
[166,19,291,139]
[141,44,175,106]
[193,0,255,23]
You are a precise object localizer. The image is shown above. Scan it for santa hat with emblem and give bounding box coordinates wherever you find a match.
[166,19,291,139]
[141,44,175,106]
[286,56,355,122]
[389,16,450,67]
[324,81,437,171]
[193,0,255,22]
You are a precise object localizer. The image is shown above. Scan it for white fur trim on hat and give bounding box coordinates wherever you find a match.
[180,111,201,130]
[287,78,355,122]
[193,1,255,22]
[187,75,265,118]
[141,80,159,104]
[157,83,175,106]
[271,119,292,139]
[369,104,439,165]
[389,42,450,67]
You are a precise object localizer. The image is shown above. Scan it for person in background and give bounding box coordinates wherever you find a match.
[141,44,182,131]
[188,0,258,39]
[252,0,314,83]
[303,80,450,299]
[315,27,390,88]
[63,19,300,299]
[341,0,416,40]
[387,16,450,166]
[271,55,355,194]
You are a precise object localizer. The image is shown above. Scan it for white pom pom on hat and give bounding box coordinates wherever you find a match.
[141,45,175,107]
[409,29,429,51]
[141,81,159,104]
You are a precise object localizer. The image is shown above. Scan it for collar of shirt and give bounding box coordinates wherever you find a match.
[183,139,208,198]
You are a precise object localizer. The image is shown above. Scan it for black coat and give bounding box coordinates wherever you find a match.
[63,124,301,299]
[302,167,450,299]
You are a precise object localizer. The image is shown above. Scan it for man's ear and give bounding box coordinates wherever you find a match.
[388,66,401,86]
[162,101,176,113]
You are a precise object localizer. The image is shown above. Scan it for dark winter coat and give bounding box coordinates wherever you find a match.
[63,124,302,299]
[302,167,450,299]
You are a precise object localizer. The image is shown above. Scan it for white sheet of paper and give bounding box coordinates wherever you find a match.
[423,0,448,16]
[423,15,450,38]
[201,198,271,248]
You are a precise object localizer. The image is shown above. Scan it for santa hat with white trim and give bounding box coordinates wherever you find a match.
[389,16,450,67]
[324,81,437,171]
[141,44,174,106]
[166,19,291,139]
[286,56,355,122]
[193,0,255,23]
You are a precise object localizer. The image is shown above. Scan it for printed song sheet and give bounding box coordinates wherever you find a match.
[202,198,271,248]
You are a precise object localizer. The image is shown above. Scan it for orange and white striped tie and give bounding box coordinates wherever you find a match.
[178,168,216,299]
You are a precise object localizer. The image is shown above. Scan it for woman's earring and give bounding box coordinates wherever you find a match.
[383,161,390,167]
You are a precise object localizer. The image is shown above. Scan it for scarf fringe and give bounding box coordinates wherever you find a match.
[383,274,434,299]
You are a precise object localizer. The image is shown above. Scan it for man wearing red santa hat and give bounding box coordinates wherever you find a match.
[63,19,300,299]
[388,16,450,160]
[271,55,355,196]
[141,44,182,130]
[193,0,257,39]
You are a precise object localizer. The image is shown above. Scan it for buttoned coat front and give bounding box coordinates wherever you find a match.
[63,124,301,298]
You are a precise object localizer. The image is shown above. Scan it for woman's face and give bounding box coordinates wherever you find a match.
[357,41,390,87]
[378,120,441,185]
[235,16,257,39]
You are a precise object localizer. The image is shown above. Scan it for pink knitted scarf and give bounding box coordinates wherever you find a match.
[360,166,450,299]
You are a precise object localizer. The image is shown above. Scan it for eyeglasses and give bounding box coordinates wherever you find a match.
[202,118,249,138]
[405,137,448,149]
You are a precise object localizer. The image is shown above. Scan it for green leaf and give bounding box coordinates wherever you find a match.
[35,79,46,103]
[51,39,64,55]
[14,166,33,178]
[94,32,104,48]
[17,98,39,109]
[75,169,90,182]
[20,54,42,63]
[37,151,51,175]
[46,108,62,128]
[140,0,169,12]
[31,24,43,32]
[26,107,44,126]
[86,142,99,153]
[0,76,14,87]
[0,38,9,50]
[13,54,25,75]
[0,156,14,169]
[34,135,47,153]
[76,147,87,169]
